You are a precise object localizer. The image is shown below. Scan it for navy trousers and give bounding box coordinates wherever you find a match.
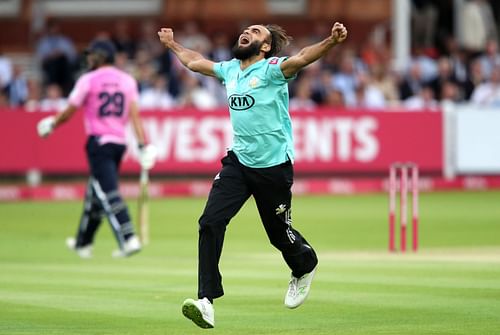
[75,136,134,248]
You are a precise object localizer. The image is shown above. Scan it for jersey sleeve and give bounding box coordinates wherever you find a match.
[267,57,296,84]
[68,74,90,107]
[213,61,231,83]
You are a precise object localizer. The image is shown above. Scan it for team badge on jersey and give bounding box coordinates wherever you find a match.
[269,58,279,65]
[249,77,260,88]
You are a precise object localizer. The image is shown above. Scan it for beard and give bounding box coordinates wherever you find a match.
[232,41,263,60]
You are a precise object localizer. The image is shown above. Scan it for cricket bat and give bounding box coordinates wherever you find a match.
[137,168,150,245]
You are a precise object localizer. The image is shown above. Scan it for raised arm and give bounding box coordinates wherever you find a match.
[280,22,347,78]
[157,28,216,77]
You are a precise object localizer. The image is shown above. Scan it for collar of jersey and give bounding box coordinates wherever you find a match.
[238,58,267,74]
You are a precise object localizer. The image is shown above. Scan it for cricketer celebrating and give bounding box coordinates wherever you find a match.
[158,22,347,328]
[37,40,157,258]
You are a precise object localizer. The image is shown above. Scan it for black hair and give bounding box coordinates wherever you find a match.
[264,24,293,58]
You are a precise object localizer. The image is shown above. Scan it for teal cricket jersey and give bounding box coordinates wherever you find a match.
[213,57,295,168]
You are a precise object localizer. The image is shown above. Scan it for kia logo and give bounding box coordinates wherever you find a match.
[228,94,255,110]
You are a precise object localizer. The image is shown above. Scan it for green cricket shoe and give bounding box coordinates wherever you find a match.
[182,297,215,328]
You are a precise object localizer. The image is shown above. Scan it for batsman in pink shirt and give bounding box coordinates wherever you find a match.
[37,40,157,258]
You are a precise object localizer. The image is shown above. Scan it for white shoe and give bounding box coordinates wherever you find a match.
[112,235,141,258]
[65,237,93,259]
[182,297,215,329]
[284,267,317,309]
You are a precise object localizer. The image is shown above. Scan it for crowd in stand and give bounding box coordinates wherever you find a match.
[1,0,500,111]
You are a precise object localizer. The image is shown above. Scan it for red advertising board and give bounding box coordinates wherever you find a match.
[0,108,443,175]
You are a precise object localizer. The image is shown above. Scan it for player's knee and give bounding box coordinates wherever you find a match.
[106,191,127,214]
[269,236,294,252]
[198,215,227,234]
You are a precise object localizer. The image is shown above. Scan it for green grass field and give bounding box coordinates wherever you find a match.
[1,191,500,334]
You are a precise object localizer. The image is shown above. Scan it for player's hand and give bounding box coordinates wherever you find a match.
[139,144,157,170]
[37,116,56,138]
[330,22,347,45]
[157,28,174,48]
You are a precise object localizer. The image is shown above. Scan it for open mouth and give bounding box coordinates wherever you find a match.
[239,35,250,46]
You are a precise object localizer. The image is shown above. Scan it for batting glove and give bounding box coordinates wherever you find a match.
[139,144,157,170]
[37,116,56,138]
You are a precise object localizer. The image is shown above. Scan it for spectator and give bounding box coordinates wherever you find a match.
[157,49,181,97]
[209,32,232,62]
[440,80,462,104]
[360,31,389,67]
[35,20,77,95]
[411,47,438,82]
[178,21,211,56]
[199,75,227,107]
[470,64,500,106]
[7,64,29,107]
[0,52,13,90]
[0,91,8,108]
[462,58,487,99]
[133,50,156,92]
[324,89,345,108]
[39,83,67,112]
[300,63,330,104]
[460,0,497,56]
[137,20,164,58]
[411,0,439,49]
[114,51,136,74]
[308,21,331,44]
[92,30,112,43]
[332,54,358,106]
[178,73,218,110]
[404,86,439,110]
[137,20,182,97]
[5,16,500,111]
[290,77,317,111]
[427,56,459,100]
[353,73,386,109]
[478,39,500,79]
[370,63,399,105]
[30,0,46,38]
[111,20,136,59]
[399,62,425,100]
[444,36,469,83]
[24,79,42,112]
[140,75,176,110]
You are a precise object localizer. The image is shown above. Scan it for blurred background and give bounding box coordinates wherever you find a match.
[2,4,500,335]
[1,0,500,199]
